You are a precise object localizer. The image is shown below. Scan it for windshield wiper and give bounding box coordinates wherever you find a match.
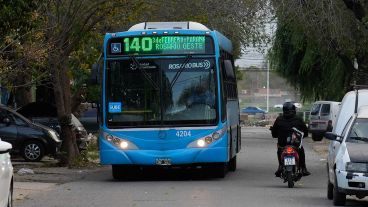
[349,136,368,143]
[169,54,192,90]
[130,55,160,90]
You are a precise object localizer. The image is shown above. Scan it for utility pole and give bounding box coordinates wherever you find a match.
[266,60,270,112]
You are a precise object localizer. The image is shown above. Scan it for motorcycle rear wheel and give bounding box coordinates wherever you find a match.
[287,172,294,188]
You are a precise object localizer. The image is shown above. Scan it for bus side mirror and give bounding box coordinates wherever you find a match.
[90,63,101,85]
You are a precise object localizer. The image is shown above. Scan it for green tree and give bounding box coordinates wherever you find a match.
[137,0,270,58]
[270,0,368,101]
[0,0,47,106]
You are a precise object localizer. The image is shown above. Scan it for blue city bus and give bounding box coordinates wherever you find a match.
[99,22,241,179]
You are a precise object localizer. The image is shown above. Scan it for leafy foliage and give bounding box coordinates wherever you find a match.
[270,0,368,101]
[0,0,47,93]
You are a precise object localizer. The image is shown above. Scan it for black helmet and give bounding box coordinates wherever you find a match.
[283,102,296,117]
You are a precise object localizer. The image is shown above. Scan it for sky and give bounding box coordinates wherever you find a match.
[235,22,276,69]
[235,47,267,69]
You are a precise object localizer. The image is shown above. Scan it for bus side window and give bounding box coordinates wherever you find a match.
[224,59,237,99]
[220,58,227,122]
[224,60,235,79]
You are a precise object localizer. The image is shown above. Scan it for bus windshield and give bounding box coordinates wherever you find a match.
[106,57,217,127]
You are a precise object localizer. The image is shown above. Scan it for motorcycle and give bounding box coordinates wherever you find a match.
[279,127,304,188]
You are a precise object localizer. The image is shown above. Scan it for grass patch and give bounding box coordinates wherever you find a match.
[69,138,100,168]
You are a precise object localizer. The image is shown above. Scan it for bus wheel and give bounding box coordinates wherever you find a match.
[112,165,138,180]
[207,163,227,178]
[228,156,237,172]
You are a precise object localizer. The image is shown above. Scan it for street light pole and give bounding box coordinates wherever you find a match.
[266,60,270,112]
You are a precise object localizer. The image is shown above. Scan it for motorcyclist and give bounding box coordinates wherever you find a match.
[271,102,311,177]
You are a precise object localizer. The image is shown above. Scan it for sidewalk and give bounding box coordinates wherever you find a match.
[305,137,330,158]
[12,157,105,203]
[14,182,57,202]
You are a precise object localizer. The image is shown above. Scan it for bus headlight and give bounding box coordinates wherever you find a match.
[197,139,206,147]
[187,126,226,148]
[212,127,226,140]
[103,133,138,150]
[187,137,209,148]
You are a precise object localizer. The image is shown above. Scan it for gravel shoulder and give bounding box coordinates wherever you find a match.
[12,156,107,203]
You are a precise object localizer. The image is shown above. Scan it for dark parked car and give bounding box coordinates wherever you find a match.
[79,107,99,134]
[17,102,90,150]
[0,105,61,161]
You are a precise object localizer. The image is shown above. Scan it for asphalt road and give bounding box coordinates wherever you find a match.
[16,127,368,207]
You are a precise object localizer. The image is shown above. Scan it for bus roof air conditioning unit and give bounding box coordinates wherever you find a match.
[128,22,210,31]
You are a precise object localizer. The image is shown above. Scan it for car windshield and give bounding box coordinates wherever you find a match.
[2,108,31,125]
[347,118,368,143]
[105,57,217,127]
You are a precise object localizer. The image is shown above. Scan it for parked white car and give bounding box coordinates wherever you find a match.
[326,105,368,206]
[0,139,13,207]
[292,102,302,108]
[309,101,340,141]
[273,104,283,109]
[274,102,302,109]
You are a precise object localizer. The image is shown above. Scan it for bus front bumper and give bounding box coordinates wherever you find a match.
[99,142,228,165]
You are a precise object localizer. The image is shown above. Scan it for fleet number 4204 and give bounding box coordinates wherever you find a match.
[176,131,191,137]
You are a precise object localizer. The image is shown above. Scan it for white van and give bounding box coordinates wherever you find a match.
[326,105,368,205]
[333,89,368,136]
[309,101,340,141]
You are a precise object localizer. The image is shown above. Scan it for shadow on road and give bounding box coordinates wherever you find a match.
[296,195,368,206]
[101,167,236,182]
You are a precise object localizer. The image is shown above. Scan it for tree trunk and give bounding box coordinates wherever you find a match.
[14,73,33,107]
[51,58,79,165]
[71,86,86,116]
[356,55,368,86]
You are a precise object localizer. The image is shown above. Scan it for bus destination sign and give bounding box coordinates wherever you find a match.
[108,35,213,55]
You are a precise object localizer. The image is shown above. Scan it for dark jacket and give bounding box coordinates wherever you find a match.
[271,115,308,147]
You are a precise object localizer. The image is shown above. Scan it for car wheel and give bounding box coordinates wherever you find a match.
[327,180,333,200]
[333,174,346,206]
[327,164,333,200]
[7,179,13,207]
[22,141,45,162]
[312,133,323,141]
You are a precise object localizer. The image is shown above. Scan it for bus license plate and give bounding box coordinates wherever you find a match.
[156,158,171,166]
[284,157,295,166]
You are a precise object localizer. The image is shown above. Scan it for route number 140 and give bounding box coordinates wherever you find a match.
[124,37,153,52]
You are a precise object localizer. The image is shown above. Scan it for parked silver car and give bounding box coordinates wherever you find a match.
[0,139,13,207]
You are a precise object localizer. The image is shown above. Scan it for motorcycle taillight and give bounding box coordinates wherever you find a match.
[286,146,296,154]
